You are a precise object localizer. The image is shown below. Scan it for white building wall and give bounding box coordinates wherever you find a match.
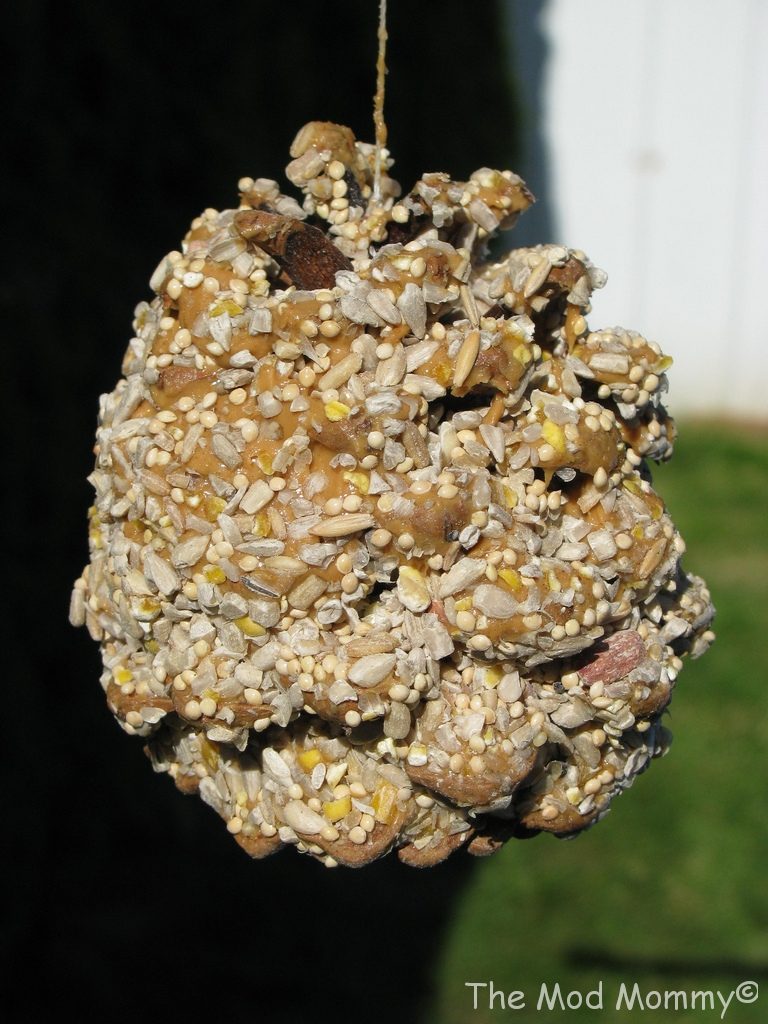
[510,0,768,418]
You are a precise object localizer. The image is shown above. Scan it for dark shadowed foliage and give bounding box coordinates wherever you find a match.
[2,2,547,1022]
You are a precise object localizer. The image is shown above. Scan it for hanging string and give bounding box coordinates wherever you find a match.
[372,0,388,203]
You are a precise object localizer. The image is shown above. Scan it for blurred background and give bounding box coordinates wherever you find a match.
[4,1,766,1021]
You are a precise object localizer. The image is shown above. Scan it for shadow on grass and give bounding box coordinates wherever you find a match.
[566,949,768,980]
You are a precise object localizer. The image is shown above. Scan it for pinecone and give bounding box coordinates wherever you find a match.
[71,122,714,867]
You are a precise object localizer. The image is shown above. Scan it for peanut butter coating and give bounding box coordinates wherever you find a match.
[70,121,714,867]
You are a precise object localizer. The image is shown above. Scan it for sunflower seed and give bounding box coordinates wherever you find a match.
[468,198,498,232]
[171,534,209,568]
[587,529,617,561]
[340,293,382,326]
[479,423,505,462]
[638,537,667,579]
[366,288,402,324]
[498,672,524,703]
[422,623,454,660]
[589,352,630,375]
[149,255,173,292]
[376,345,407,386]
[384,702,411,739]
[460,284,480,326]
[211,433,242,469]
[262,748,293,787]
[138,470,170,496]
[397,283,427,338]
[112,378,147,426]
[405,339,439,372]
[298,542,338,566]
[220,593,249,619]
[144,551,179,596]
[557,542,590,561]
[180,422,204,463]
[283,800,325,835]
[473,584,518,618]
[348,653,396,687]
[257,392,282,418]
[567,275,592,306]
[454,712,485,740]
[208,314,232,350]
[240,480,274,514]
[438,557,486,598]
[551,699,593,728]
[328,680,358,704]
[249,306,273,333]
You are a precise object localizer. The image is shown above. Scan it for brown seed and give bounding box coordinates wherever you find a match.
[317,352,363,391]
[578,630,647,685]
[459,284,480,327]
[310,514,376,538]
[234,209,351,289]
[287,575,328,610]
[401,421,430,468]
[523,257,553,298]
[453,330,481,389]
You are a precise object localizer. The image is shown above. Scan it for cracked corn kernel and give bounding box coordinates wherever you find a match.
[342,470,369,493]
[322,796,352,823]
[541,419,566,455]
[324,400,351,421]
[234,616,266,637]
[298,748,323,771]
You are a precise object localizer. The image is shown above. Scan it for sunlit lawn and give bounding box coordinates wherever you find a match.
[430,422,768,1024]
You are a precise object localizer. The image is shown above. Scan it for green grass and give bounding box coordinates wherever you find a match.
[429,422,768,1024]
